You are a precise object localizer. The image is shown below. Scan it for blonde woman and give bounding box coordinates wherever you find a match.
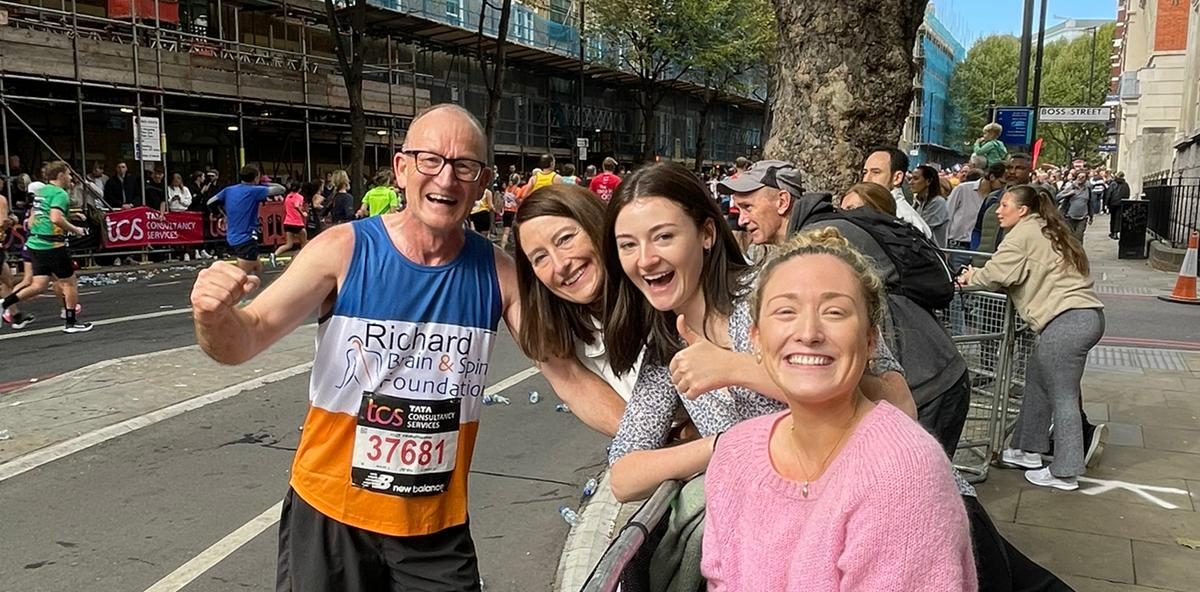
[703,228,975,590]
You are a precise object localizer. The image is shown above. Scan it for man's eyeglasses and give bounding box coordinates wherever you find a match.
[403,150,486,182]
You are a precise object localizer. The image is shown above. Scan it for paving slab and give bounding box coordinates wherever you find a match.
[1090,445,1200,482]
[1015,490,1200,545]
[1129,540,1200,591]
[993,522,1135,585]
[974,468,1024,523]
[1142,426,1200,455]
[1107,405,1200,431]
[1105,423,1145,447]
[1064,575,1172,592]
[1161,390,1200,412]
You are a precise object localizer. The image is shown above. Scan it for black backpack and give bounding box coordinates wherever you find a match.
[802,202,955,311]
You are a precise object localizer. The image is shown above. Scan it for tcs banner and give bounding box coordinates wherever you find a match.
[104,201,287,248]
[104,207,204,249]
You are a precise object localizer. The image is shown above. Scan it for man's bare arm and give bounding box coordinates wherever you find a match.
[494,246,625,437]
[190,225,351,364]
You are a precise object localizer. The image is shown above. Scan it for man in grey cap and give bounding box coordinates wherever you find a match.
[718,160,806,246]
[724,158,970,458]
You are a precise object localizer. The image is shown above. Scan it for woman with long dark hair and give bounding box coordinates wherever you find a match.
[600,163,906,501]
[959,184,1105,491]
[512,184,632,426]
[911,165,950,247]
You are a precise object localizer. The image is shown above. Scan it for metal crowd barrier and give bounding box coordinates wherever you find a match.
[578,248,1036,589]
[580,480,682,592]
[941,248,1035,482]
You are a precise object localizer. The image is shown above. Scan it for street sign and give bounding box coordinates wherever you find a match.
[133,116,162,161]
[994,107,1034,145]
[1039,107,1112,123]
[576,137,589,148]
[579,147,588,161]
[1098,143,1118,153]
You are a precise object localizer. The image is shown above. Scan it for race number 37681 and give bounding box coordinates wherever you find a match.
[350,394,461,497]
[362,433,450,469]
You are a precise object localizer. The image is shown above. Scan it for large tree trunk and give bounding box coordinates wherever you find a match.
[480,0,513,163]
[694,91,714,171]
[766,0,927,192]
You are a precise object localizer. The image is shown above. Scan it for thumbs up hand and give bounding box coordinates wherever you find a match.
[669,314,735,400]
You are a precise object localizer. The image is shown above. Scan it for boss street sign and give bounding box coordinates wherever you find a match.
[1039,107,1112,123]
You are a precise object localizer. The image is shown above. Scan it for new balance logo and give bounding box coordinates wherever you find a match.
[362,473,394,490]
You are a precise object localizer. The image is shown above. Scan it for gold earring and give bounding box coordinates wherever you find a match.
[754,351,763,364]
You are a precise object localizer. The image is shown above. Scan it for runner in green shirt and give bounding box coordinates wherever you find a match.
[1,161,92,333]
[357,170,399,218]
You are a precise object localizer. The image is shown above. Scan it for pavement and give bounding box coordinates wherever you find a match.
[1,218,1198,591]
[971,217,1200,592]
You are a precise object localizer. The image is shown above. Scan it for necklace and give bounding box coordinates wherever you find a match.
[787,398,861,498]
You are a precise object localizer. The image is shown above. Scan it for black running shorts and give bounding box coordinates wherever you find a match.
[276,489,481,592]
[29,247,74,278]
[229,240,260,263]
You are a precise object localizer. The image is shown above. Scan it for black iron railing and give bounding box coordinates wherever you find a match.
[1144,171,1200,249]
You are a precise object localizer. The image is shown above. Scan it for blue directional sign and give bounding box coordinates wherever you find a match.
[994,107,1035,146]
[1098,143,1118,153]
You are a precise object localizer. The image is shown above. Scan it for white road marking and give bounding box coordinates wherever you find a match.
[1077,477,1190,509]
[0,308,193,341]
[0,362,313,482]
[141,501,284,592]
[136,366,541,591]
[148,280,182,287]
[488,366,541,393]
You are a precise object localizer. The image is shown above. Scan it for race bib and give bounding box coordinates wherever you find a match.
[350,393,460,497]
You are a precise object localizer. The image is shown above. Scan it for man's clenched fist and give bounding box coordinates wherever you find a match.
[190,262,261,323]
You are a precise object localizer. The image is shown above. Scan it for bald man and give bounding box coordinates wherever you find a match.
[191,104,625,591]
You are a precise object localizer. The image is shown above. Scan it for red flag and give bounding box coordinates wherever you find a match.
[1032,138,1044,168]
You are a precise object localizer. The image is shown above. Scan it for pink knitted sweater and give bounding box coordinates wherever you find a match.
[702,402,977,591]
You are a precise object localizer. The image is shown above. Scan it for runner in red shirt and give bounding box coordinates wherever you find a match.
[587,157,622,203]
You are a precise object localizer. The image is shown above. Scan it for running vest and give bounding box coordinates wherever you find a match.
[293,216,502,536]
[530,170,556,192]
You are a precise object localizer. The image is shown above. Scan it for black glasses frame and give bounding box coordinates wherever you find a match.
[402,150,487,182]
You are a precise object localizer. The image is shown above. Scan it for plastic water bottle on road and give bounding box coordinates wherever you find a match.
[528,390,540,404]
[582,478,598,498]
[555,403,571,413]
[559,505,579,526]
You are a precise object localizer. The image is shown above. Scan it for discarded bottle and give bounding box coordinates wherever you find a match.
[0,429,10,441]
[555,403,571,413]
[492,395,511,405]
[582,478,598,498]
[528,390,540,404]
[559,505,579,526]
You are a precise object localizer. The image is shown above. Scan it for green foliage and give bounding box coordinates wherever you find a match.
[692,0,776,96]
[590,0,710,86]
[947,35,1021,150]
[949,22,1115,166]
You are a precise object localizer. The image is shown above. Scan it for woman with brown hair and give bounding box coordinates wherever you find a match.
[958,184,1105,491]
[600,163,906,501]
[911,165,950,247]
[839,182,896,216]
[512,183,640,407]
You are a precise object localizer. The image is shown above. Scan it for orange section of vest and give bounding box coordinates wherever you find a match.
[290,405,480,537]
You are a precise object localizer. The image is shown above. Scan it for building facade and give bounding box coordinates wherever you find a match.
[1044,17,1116,44]
[1111,0,1196,195]
[0,0,763,192]
[901,3,966,168]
